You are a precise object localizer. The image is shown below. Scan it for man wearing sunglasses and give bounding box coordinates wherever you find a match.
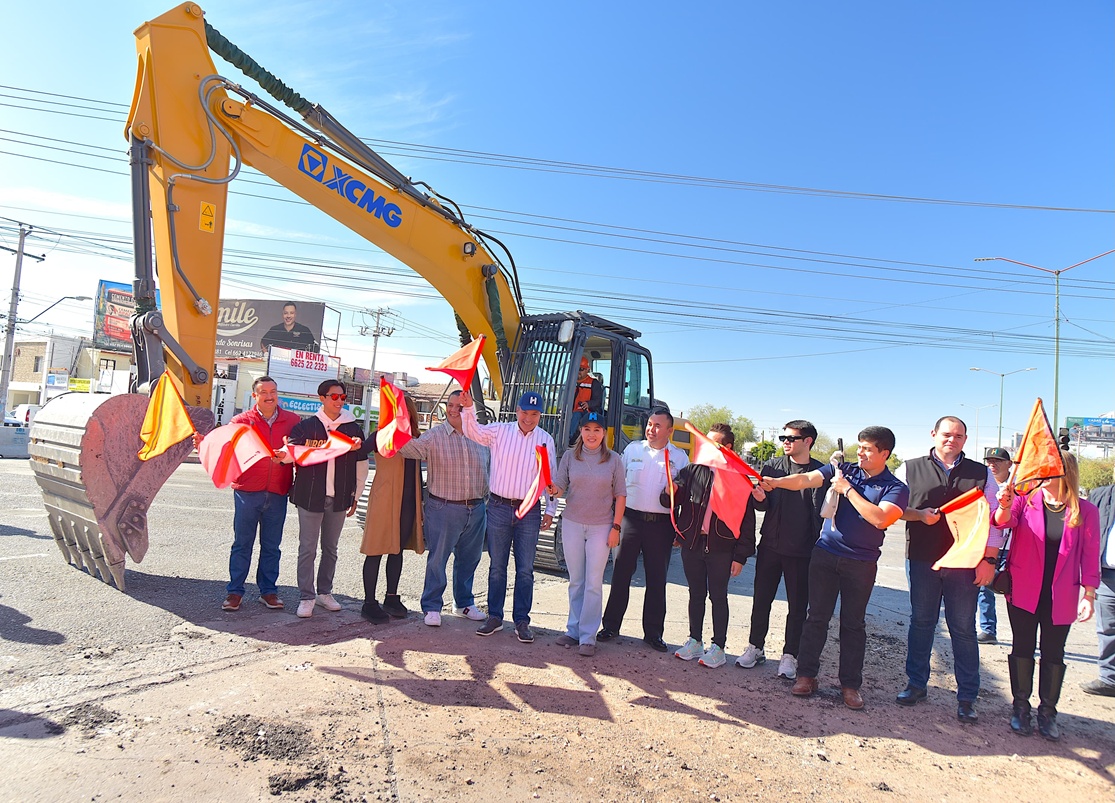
[287,380,372,618]
[740,421,829,680]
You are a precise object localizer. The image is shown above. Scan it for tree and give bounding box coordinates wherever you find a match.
[683,404,756,443]
[1079,457,1115,494]
[750,440,778,462]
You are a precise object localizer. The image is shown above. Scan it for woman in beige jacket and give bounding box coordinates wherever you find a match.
[360,395,425,623]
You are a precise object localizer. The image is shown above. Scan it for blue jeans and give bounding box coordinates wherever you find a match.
[485,499,541,625]
[420,498,487,613]
[906,560,981,702]
[228,490,287,596]
[562,519,612,644]
[977,585,998,636]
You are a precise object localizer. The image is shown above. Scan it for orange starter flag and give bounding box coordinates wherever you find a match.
[198,423,274,488]
[664,447,681,537]
[933,487,991,570]
[1012,397,1065,492]
[375,377,413,458]
[427,335,486,392]
[287,430,357,466]
[137,373,196,461]
[684,422,762,536]
[516,444,553,520]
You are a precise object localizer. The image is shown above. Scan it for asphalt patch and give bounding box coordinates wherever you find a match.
[213,714,316,762]
[59,703,121,737]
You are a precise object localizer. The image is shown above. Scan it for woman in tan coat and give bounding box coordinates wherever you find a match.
[360,395,425,623]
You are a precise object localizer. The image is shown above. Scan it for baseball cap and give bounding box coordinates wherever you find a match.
[518,391,543,411]
[580,411,606,428]
[984,447,1011,462]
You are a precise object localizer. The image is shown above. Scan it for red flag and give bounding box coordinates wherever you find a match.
[138,373,196,461]
[516,444,552,520]
[427,335,486,391]
[375,377,413,458]
[198,422,274,488]
[1012,398,1065,491]
[933,487,991,570]
[288,430,357,466]
[684,423,760,535]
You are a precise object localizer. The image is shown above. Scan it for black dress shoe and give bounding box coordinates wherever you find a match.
[957,701,978,723]
[597,627,618,642]
[360,601,390,624]
[895,685,928,706]
[643,636,668,653]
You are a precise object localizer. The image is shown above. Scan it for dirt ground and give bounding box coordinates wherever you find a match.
[3,573,1113,803]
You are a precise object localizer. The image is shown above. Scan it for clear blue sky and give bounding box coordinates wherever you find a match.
[2,1,1112,458]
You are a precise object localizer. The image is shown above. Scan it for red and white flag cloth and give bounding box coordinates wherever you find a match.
[933,487,991,570]
[684,423,762,535]
[516,444,553,520]
[664,447,681,537]
[375,377,413,458]
[427,335,486,391]
[287,430,357,466]
[198,422,274,488]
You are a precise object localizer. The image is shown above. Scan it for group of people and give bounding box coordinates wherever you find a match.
[212,376,1113,738]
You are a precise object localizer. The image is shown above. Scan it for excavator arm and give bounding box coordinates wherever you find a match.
[127,2,522,406]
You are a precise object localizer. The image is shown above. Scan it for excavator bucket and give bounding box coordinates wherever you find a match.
[28,392,214,590]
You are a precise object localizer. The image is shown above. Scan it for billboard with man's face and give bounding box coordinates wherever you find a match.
[93,287,326,361]
[216,299,325,360]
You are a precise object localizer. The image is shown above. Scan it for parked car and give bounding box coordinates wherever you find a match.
[3,404,41,428]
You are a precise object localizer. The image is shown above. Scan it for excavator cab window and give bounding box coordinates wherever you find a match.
[617,347,655,453]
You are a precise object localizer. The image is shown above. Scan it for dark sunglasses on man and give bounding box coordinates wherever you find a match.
[778,435,805,443]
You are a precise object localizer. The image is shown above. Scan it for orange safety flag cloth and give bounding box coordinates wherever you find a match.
[198,422,274,488]
[684,423,761,535]
[287,430,357,466]
[1012,398,1065,490]
[426,335,486,391]
[932,487,991,570]
[137,373,196,461]
[516,444,553,520]
[375,377,413,458]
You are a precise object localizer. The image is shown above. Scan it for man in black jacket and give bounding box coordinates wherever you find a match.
[1082,469,1115,696]
[739,420,828,680]
[287,379,372,618]
[896,416,1001,724]
[666,424,756,668]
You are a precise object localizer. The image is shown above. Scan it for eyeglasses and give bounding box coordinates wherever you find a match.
[325,393,347,401]
[778,435,805,443]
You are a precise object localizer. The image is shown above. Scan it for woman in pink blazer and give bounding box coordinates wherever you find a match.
[994,451,1100,741]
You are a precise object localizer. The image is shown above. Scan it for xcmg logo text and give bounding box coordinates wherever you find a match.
[298,144,403,228]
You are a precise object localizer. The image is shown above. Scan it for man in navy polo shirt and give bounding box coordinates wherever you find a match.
[760,426,908,710]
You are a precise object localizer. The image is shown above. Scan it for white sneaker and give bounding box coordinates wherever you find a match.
[453,605,487,621]
[735,644,766,668]
[699,644,726,668]
[316,593,342,612]
[674,637,704,661]
[296,599,315,618]
[777,653,798,679]
[424,611,442,627]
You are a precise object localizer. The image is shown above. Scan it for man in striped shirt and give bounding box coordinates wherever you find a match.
[397,390,491,627]
[461,389,558,644]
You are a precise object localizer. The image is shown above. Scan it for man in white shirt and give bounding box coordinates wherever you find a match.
[598,408,689,652]
[460,390,557,644]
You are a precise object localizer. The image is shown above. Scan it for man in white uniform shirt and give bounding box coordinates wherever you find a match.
[460,390,557,644]
[598,408,688,651]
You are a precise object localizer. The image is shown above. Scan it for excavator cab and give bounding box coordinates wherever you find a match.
[501,312,663,571]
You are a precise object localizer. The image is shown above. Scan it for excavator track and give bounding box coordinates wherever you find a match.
[28,393,213,590]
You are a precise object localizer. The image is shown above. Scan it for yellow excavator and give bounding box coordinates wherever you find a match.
[28,2,688,586]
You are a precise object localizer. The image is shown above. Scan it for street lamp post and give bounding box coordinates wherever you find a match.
[975,249,1115,429]
[970,366,1037,448]
[959,402,997,453]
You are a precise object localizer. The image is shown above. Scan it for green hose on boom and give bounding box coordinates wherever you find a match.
[204,21,312,115]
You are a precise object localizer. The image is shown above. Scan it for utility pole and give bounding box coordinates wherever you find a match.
[0,225,46,419]
[359,307,395,432]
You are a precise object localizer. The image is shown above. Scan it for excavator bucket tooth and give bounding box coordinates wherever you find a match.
[28,392,214,590]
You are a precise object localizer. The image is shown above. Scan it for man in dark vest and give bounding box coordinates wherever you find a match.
[896,416,1002,723]
[1082,467,1115,696]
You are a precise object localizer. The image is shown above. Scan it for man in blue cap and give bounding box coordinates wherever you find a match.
[460,389,557,643]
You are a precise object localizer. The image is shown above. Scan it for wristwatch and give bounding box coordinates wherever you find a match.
[982,556,997,566]
[611,523,622,531]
